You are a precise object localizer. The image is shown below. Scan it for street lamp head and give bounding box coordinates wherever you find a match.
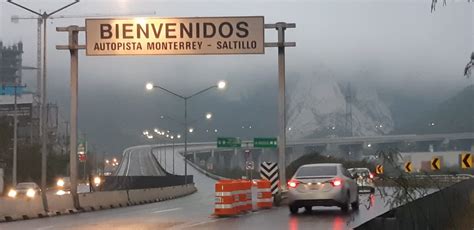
[217,80,227,90]
[177,134,181,139]
[205,113,212,120]
[171,136,174,139]
[145,83,154,90]
[214,129,218,133]
[166,134,169,138]
[189,128,194,133]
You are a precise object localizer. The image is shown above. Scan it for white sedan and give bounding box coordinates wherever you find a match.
[287,163,359,214]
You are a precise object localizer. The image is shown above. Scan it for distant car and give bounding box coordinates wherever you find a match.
[8,182,41,199]
[287,163,359,214]
[56,177,71,195]
[348,168,376,193]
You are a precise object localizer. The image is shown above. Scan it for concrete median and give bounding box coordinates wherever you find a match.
[128,184,197,204]
[46,193,76,215]
[0,184,196,222]
[0,197,45,221]
[78,190,129,211]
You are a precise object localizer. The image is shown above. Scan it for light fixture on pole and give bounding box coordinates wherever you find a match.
[145,80,227,184]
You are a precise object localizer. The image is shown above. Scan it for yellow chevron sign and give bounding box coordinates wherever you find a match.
[404,161,413,173]
[431,157,441,170]
[375,165,384,174]
[461,153,472,169]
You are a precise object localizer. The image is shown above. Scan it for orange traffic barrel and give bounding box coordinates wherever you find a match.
[214,179,237,216]
[256,179,273,209]
[234,180,246,213]
[243,180,252,212]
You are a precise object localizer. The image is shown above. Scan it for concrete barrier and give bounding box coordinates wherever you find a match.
[46,193,76,215]
[0,197,45,221]
[78,190,129,211]
[128,184,197,205]
[0,184,197,222]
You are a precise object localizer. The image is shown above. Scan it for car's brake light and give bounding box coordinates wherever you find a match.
[369,173,374,179]
[331,178,343,187]
[287,179,300,188]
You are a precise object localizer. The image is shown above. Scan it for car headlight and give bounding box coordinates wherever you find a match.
[56,190,66,196]
[57,179,65,187]
[26,189,36,198]
[94,176,101,186]
[8,189,17,198]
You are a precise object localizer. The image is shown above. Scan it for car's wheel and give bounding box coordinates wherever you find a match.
[289,205,299,214]
[351,197,360,211]
[304,206,312,213]
[340,192,350,213]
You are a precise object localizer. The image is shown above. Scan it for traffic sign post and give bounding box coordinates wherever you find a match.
[431,157,441,170]
[217,137,242,148]
[254,137,277,148]
[460,153,472,169]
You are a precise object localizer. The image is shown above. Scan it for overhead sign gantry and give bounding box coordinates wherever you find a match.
[57,16,295,208]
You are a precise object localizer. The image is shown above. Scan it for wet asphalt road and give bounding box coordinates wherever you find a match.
[1,144,398,230]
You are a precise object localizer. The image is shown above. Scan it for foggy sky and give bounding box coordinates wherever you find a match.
[0,0,472,152]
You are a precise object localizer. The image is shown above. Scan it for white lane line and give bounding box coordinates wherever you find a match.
[151,207,182,214]
[181,219,223,229]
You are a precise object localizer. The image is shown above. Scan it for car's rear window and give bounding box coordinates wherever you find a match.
[296,166,337,177]
[349,169,370,177]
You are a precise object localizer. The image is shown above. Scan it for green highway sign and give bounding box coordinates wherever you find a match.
[217,137,242,148]
[254,137,277,148]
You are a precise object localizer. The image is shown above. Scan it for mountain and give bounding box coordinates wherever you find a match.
[287,69,394,140]
[395,85,474,134]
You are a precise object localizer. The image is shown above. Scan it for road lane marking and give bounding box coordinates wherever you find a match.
[152,207,182,214]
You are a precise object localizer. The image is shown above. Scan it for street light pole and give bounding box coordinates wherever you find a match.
[12,83,18,186]
[184,98,188,183]
[145,81,226,184]
[7,0,80,212]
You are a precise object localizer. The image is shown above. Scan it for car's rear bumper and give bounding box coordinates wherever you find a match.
[288,188,346,207]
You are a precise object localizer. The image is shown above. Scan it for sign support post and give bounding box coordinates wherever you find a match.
[264,23,296,192]
[56,25,86,209]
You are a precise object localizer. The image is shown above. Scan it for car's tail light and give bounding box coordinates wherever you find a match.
[369,173,374,179]
[287,179,300,188]
[331,178,343,187]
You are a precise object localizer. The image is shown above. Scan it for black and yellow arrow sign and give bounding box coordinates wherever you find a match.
[431,157,441,170]
[461,153,472,169]
[375,165,384,174]
[404,161,413,173]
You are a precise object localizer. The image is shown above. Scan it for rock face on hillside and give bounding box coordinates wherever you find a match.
[287,70,394,140]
